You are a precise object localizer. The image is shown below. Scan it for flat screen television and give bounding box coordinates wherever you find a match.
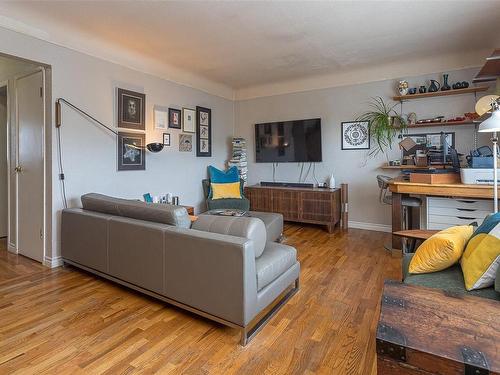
[255,118,322,163]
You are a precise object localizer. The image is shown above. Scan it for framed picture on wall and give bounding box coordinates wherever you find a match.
[163,133,171,146]
[341,121,370,150]
[168,108,181,129]
[182,108,196,133]
[154,107,168,130]
[196,106,211,157]
[117,88,145,130]
[179,134,193,152]
[117,132,145,171]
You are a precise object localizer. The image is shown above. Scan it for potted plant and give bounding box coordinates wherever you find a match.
[356,96,407,157]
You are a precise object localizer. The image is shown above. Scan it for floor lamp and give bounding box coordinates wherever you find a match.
[478,99,500,213]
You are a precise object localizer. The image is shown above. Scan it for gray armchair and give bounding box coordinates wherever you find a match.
[202,179,250,211]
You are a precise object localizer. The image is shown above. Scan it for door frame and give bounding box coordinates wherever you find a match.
[12,68,49,263]
[0,80,8,243]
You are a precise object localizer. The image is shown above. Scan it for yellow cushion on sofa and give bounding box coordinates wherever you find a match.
[461,213,500,291]
[408,225,474,274]
[210,182,242,200]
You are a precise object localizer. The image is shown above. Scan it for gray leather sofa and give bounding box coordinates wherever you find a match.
[61,193,300,345]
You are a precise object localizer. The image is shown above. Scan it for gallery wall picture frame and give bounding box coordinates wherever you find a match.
[196,106,211,157]
[117,132,146,171]
[154,107,168,130]
[179,133,193,152]
[163,133,171,146]
[341,121,370,150]
[182,108,196,133]
[117,88,145,130]
[168,108,181,129]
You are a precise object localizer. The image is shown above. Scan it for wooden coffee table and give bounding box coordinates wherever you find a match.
[376,281,499,375]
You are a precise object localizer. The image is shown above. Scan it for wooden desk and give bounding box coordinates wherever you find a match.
[389,177,499,249]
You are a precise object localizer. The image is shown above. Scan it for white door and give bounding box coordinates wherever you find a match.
[16,71,44,262]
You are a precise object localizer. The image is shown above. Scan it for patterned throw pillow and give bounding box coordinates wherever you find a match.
[460,212,500,291]
[208,166,240,198]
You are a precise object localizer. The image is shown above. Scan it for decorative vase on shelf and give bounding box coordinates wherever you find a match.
[397,80,409,96]
[328,174,335,189]
[428,79,440,92]
[441,74,451,91]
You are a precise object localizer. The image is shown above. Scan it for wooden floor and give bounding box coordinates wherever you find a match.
[0,225,400,374]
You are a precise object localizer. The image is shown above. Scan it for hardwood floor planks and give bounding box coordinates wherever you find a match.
[0,224,399,374]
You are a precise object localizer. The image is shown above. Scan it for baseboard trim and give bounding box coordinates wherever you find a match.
[43,255,63,268]
[348,220,392,233]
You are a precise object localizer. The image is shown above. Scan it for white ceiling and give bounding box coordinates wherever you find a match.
[0,1,499,99]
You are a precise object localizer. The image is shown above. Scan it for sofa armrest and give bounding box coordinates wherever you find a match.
[61,208,110,273]
[163,226,258,326]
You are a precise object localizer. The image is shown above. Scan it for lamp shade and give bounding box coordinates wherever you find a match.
[478,109,500,133]
[146,142,164,152]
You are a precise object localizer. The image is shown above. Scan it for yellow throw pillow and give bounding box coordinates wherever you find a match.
[460,213,500,291]
[210,182,242,200]
[409,225,474,274]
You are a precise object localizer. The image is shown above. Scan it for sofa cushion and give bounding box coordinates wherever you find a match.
[256,242,297,292]
[211,182,242,200]
[247,211,283,242]
[461,212,500,291]
[81,193,191,228]
[208,166,240,198]
[409,225,474,274]
[192,215,267,257]
[403,254,499,301]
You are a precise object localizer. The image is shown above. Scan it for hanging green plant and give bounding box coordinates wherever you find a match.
[356,96,407,157]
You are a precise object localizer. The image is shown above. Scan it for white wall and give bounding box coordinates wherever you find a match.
[235,67,492,231]
[0,90,6,237]
[0,27,234,264]
[0,25,493,264]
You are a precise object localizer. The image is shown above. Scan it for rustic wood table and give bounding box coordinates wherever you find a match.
[376,281,499,375]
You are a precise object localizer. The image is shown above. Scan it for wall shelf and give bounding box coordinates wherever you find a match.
[394,120,476,129]
[392,86,489,101]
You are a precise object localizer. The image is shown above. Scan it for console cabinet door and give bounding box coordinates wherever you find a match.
[300,192,334,223]
[246,188,273,212]
[272,190,300,221]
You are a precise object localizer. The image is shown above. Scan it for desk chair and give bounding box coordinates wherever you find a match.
[377,175,422,231]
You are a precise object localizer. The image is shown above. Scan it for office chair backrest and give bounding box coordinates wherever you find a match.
[376,175,393,204]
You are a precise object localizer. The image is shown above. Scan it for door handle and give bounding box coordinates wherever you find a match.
[14,166,23,173]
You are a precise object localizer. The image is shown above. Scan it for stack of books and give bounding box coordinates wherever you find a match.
[228,137,248,184]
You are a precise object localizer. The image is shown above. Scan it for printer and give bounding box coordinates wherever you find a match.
[461,146,500,184]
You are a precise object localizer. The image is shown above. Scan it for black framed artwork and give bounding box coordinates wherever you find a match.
[117,88,145,130]
[163,132,171,146]
[196,106,211,157]
[168,108,181,129]
[117,132,145,171]
[341,121,370,150]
